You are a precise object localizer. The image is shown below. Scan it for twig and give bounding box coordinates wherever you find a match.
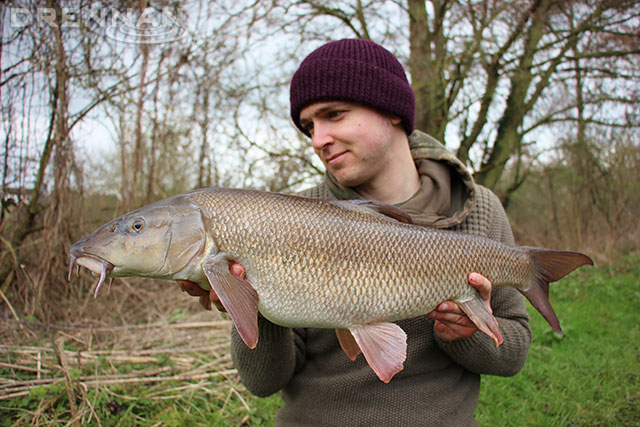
[8,319,231,332]
[53,335,80,427]
[37,352,42,379]
[0,343,229,357]
[0,235,19,294]
[0,390,30,400]
[0,367,173,394]
[0,366,237,399]
[0,361,51,374]
[222,383,251,414]
[0,286,22,326]
[77,369,237,387]
[0,379,57,395]
[78,382,101,427]
[145,381,218,398]
[231,386,251,412]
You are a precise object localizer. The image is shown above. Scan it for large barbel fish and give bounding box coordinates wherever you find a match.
[69,188,592,382]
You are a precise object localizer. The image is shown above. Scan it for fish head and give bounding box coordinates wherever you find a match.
[69,196,208,292]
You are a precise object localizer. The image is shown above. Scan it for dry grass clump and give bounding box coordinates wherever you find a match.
[0,273,267,425]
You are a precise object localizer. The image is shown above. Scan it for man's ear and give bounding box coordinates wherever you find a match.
[390,116,403,126]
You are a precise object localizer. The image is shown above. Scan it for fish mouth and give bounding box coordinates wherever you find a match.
[68,252,115,298]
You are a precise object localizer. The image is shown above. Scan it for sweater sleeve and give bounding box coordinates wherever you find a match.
[230,318,306,397]
[436,187,532,376]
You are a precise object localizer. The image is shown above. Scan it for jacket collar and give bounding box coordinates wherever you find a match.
[325,130,475,228]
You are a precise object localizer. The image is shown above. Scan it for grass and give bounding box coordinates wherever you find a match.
[0,380,281,426]
[0,279,284,427]
[475,253,639,425]
[1,254,638,425]
[0,318,284,426]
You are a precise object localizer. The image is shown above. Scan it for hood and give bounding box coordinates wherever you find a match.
[325,130,475,228]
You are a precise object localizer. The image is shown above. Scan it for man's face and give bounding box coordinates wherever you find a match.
[299,101,403,188]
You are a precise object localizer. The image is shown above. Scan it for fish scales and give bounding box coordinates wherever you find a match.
[188,189,532,327]
[69,187,592,382]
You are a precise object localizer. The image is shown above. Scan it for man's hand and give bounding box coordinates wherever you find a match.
[428,273,493,342]
[177,262,247,312]
[229,262,246,279]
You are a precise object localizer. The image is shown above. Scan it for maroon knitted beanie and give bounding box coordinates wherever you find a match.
[290,39,415,136]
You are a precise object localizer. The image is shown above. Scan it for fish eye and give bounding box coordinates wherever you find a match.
[131,219,145,232]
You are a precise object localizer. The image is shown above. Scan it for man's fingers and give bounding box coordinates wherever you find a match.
[225,262,262,317]
[468,272,491,300]
[431,274,494,342]
[176,267,246,315]
[430,310,474,328]
[432,301,463,315]
[229,262,246,279]
[434,320,476,342]
[468,272,493,314]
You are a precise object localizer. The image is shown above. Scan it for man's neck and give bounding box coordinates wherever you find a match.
[355,137,420,204]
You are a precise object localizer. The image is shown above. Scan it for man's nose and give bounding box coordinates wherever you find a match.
[311,122,334,151]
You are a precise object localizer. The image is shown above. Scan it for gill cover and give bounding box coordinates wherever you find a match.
[70,196,207,280]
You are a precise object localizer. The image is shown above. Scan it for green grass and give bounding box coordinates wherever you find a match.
[475,253,639,425]
[0,365,283,426]
[0,385,281,426]
[1,255,637,425]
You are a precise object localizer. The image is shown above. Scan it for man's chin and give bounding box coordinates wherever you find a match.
[331,172,364,189]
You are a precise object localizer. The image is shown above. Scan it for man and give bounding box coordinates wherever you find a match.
[230,39,532,425]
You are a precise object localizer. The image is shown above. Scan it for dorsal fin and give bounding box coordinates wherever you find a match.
[331,200,413,224]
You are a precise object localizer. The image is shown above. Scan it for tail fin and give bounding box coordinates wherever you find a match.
[519,248,593,333]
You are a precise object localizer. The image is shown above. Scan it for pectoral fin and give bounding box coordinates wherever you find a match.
[458,294,504,346]
[347,323,407,383]
[203,253,259,349]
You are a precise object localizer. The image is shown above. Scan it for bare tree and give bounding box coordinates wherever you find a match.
[1,0,637,316]
[0,1,144,305]
[256,0,639,196]
[0,1,78,295]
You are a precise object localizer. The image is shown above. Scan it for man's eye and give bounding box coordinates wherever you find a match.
[302,123,314,135]
[327,110,345,119]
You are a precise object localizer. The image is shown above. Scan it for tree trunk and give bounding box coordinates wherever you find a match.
[408,0,448,142]
[128,0,150,210]
[197,84,211,189]
[474,0,553,189]
[0,1,71,288]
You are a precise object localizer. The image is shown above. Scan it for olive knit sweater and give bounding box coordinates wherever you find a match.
[230,131,532,426]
